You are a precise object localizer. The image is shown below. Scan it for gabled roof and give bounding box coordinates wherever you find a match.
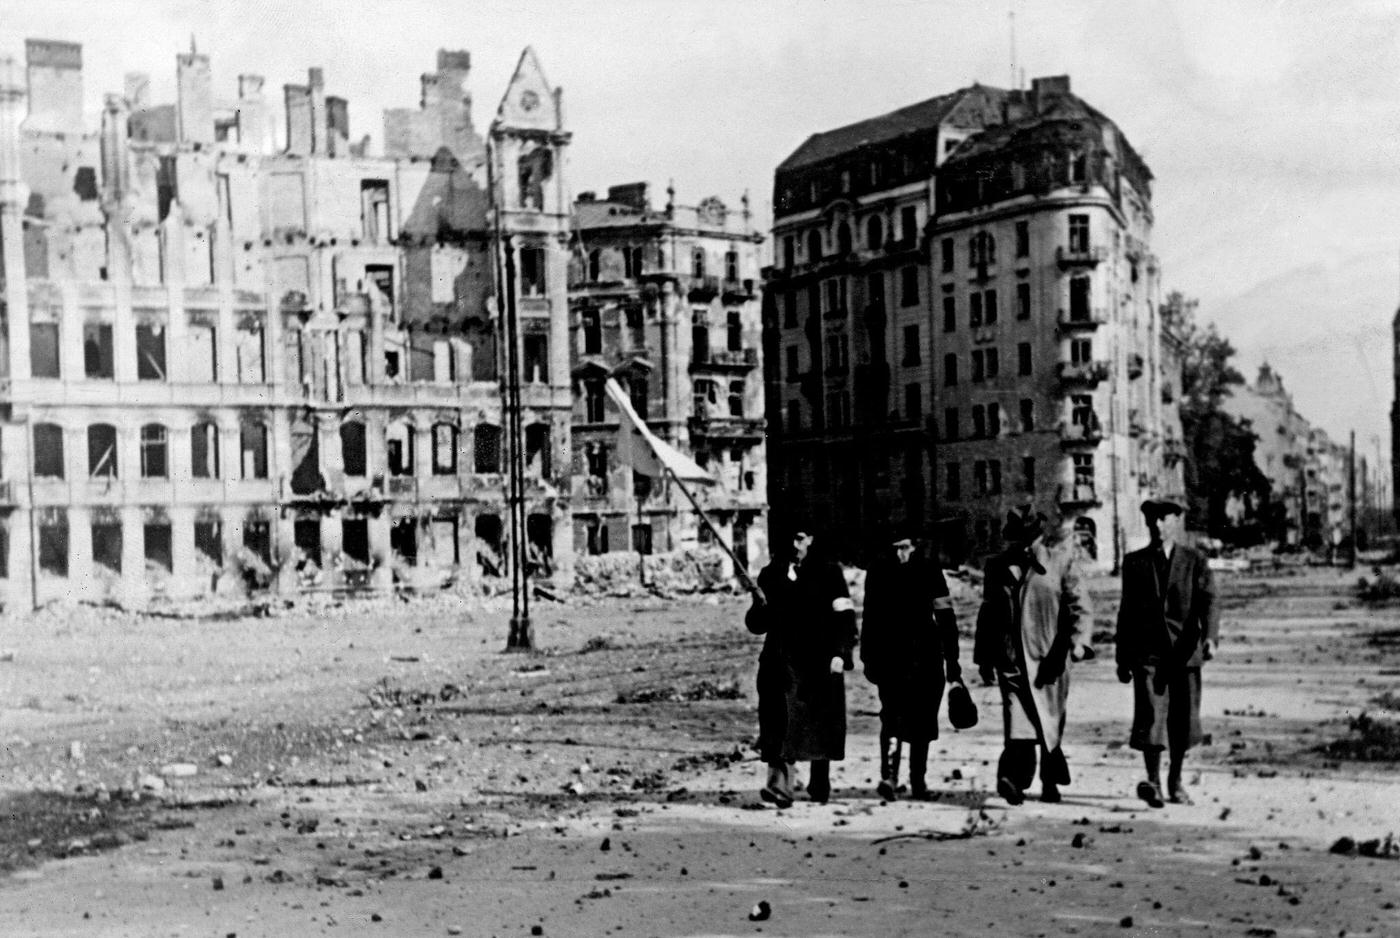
[776,85,1003,172]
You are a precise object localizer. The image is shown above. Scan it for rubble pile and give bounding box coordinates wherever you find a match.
[573,548,732,597]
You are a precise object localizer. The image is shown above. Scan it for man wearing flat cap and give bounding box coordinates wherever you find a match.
[1116,494,1219,807]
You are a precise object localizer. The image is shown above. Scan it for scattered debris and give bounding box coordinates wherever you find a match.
[748,900,772,922]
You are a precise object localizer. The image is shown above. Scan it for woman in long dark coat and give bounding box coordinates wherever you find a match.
[746,523,857,806]
[860,523,963,800]
[974,507,1093,805]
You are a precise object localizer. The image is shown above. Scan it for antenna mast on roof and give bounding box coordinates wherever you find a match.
[1009,8,1017,91]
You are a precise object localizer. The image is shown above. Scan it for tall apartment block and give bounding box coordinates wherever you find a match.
[0,41,573,607]
[568,183,767,572]
[765,76,1182,567]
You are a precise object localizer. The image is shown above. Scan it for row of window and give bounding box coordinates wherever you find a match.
[582,246,742,283]
[26,421,528,481]
[29,321,265,383]
[780,206,921,268]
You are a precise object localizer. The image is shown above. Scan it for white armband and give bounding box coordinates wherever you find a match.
[831,597,854,613]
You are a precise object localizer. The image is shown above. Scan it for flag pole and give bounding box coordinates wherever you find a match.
[663,464,760,598]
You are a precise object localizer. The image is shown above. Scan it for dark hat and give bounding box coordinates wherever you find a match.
[888,519,921,543]
[947,681,978,730]
[1001,505,1046,546]
[1141,493,1188,517]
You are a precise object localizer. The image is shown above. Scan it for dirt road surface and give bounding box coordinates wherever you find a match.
[2,568,1398,937]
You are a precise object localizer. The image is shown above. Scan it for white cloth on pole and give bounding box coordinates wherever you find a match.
[603,378,714,485]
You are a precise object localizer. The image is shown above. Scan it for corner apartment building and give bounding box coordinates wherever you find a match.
[765,76,1181,566]
[0,41,573,607]
[764,85,1009,556]
[568,183,767,571]
[932,76,1174,566]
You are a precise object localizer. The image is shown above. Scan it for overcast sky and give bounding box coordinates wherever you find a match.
[3,0,1397,467]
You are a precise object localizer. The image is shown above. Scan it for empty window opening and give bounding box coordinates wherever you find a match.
[243,520,273,570]
[1069,275,1091,321]
[34,423,65,478]
[525,423,550,478]
[92,521,122,573]
[38,516,68,576]
[240,421,269,479]
[144,523,172,573]
[519,248,546,298]
[524,333,549,383]
[691,310,710,363]
[432,423,458,475]
[691,247,706,279]
[290,418,322,494]
[136,323,167,380]
[585,443,609,494]
[517,147,552,210]
[139,424,168,478]
[88,424,118,478]
[475,513,505,576]
[583,379,605,423]
[728,380,745,417]
[194,520,222,567]
[365,265,395,319]
[361,179,392,243]
[236,323,265,382]
[386,421,414,477]
[341,518,370,566]
[189,323,217,382]
[581,308,601,354]
[30,322,60,378]
[526,514,553,574]
[83,323,114,378]
[341,421,367,477]
[191,422,220,478]
[391,517,417,566]
[725,249,740,282]
[632,522,654,555]
[474,424,502,474]
[294,518,321,569]
[726,310,743,352]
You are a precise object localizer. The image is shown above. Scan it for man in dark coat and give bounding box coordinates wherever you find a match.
[746,523,857,806]
[860,523,963,800]
[974,506,1093,805]
[1116,495,1219,807]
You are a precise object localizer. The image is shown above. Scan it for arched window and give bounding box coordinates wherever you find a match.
[386,420,414,476]
[866,216,883,250]
[807,229,822,262]
[431,423,458,475]
[340,420,367,477]
[525,423,551,478]
[87,424,118,478]
[239,420,268,479]
[33,423,65,479]
[191,421,220,478]
[474,424,502,474]
[139,424,168,478]
[691,247,706,278]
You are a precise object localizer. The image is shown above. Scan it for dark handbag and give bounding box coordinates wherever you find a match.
[947,681,978,730]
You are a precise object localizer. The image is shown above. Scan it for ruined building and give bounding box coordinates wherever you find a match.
[765,76,1182,567]
[0,41,573,606]
[568,183,767,572]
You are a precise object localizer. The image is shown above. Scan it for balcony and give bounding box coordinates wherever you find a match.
[687,275,722,301]
[1059,419,1104,447]
[1058,483,1101,508]
[1128,409,1148,437]
[1057,308,1108,332]
[1057,360,1111,386]
[690,347,759,372]
[1056,245,1108,269]
[688,414,765,440]
[722,278,757,301]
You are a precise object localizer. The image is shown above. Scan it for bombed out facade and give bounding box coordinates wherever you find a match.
[568,183,768,572]
[0,40,574,606]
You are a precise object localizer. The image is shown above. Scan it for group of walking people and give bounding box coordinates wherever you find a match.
[744,494,1218,809]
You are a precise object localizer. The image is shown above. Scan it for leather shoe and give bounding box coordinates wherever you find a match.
[996,776,1025,806]
[1136,780,1164,809]
[759,786,793,809]
[876,779,897,801]
[1040,782,1062,804]
[1167,785,1194,806]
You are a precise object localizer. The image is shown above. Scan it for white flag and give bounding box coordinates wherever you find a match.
[603,378,714,485]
